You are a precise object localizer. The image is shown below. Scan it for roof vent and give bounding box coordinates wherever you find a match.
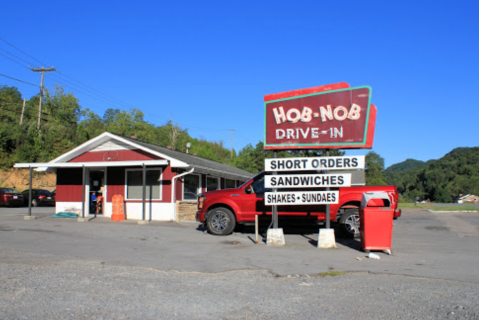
[166,146,173,149]
[129,135,137,140]
[192,153,198,156]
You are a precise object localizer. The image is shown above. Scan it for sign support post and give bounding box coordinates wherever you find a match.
[272,151,278,229]
[266,152,285,246]
[325,149,330,229]
[317,149,337,249]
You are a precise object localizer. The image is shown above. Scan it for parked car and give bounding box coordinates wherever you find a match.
[0,188,24,206]
[21,189,56,207]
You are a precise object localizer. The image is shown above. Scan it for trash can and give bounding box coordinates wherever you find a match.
[359,192,394,254]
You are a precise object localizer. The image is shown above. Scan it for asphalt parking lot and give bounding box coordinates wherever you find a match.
[1,207,479,319]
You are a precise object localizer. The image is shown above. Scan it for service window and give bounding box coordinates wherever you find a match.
[125,169,162,200]
[225,179,236,189]
[206,177,220,192]
[183,174,200,200]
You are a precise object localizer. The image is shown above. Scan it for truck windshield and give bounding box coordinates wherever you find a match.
[238,172,272,194]
[238,172,265,189]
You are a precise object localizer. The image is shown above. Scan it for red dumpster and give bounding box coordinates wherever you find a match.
[359,192,394,254]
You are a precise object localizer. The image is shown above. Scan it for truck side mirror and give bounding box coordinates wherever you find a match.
[244,185,253,194]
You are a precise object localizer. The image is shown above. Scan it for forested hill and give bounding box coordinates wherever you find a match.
[385,159,428,173]
[385,147,479,202]
[0,84,246,171]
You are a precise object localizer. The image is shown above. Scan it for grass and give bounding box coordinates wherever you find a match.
[428,206,479,212]
[314,271,347,278]
[398,203,479,211]
[398,203,434,209]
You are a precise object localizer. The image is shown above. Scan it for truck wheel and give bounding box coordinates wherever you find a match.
[206,207,236,236]
[339,209,360,238]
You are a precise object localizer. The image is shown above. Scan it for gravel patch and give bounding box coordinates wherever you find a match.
[1,250,479,320]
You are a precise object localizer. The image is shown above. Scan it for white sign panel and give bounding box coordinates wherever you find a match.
[265,191,339,205]
[265,174,351,188]
[264,156,365,172]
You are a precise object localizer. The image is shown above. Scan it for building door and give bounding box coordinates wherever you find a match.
[89,169,105,214]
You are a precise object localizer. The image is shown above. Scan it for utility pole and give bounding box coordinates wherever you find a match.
[19,98,26,125]
[31,67,55,130]
[228,129,235,159]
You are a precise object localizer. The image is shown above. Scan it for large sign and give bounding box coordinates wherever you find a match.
[265,173,351,188]
[264,84,376,150]
[265,191,339,205]
[264,156,365,172]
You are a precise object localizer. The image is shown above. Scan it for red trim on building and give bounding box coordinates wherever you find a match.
[56,168,83,202]
[69,149,161,162]
[56,184,83,202]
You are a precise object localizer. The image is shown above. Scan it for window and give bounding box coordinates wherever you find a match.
[225,179,236,189]
[206,177,220,192]
[250,174,271,194]
[125,169,162,200]
[183,174,200,200]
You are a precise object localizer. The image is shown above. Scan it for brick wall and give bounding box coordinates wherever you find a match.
[176,201,198,221]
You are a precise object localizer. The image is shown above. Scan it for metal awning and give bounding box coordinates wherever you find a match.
[14,160,169,169]
[14,161,251,181]
[192,165,253,181]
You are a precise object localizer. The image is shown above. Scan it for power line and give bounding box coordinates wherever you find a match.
[0,39,168,124]
[0,73,39,87]
[43,74,128,115]
[0,36,48,66]
[55,71,137,109]
[0,51,31,70]
[0,46,34,67]
[0,98,22,106]
[44,73,130,110]
[0,38,237,136]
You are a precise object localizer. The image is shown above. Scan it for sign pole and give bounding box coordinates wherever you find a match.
[273,151,278,229]
[325,149,330,229]
[23,166,35,220]
[317,149,337,248]
[266,151,285,246]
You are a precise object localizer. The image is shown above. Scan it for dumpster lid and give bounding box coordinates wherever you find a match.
[360,192,391,208]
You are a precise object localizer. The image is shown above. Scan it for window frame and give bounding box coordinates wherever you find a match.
[182,173,201,201]
[124,167,163,201]
[206,176,220,192]
[225,179,237,189]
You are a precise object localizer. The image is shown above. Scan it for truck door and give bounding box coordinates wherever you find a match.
[240,174,272,221]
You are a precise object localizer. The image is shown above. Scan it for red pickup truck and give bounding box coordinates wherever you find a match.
[196,171,401,236]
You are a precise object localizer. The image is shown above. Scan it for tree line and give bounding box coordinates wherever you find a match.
[1,84,389,185]
[0,84,237,169]
[385,148,479,202]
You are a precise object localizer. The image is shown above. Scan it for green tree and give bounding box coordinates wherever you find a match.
[103,108,121,126]
[78,108,106,141]
[433,187,452,203]
[365,151,387,185]
[43,84,81,126]
[0,86,25,167]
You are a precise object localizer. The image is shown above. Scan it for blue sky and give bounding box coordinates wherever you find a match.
[1,0,478,168]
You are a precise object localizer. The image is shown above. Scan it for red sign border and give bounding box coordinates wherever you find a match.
[263,83,376,150]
